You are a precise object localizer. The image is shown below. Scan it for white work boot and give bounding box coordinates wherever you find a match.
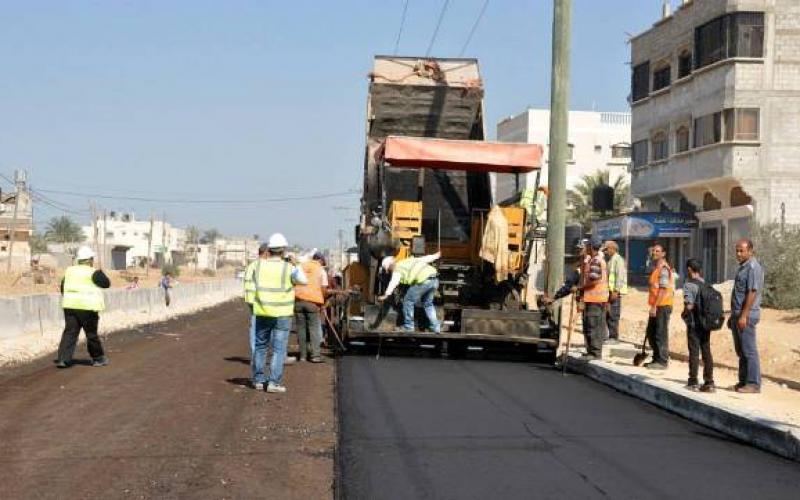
[267,383,287,393]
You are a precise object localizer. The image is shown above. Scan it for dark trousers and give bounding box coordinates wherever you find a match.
[57,309,105,363]
[295,300,323,359]
[646,306,671,365]
[731,314,761,387]
[583,303,605,358]
[605,296,621,340]
[687,324,714,385]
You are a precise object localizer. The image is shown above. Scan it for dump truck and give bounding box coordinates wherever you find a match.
[342,56,559,358]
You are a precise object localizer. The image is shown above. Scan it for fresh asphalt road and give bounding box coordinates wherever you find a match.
[337,355,800,500]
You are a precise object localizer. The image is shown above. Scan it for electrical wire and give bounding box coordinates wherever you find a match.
[459,0,490,57]
[34,187,359,204]
[393,0,410,55]
[425,0,450,57]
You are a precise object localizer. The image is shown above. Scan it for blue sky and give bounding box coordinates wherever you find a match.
[0,0,660,248]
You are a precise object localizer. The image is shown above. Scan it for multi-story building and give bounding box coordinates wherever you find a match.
[83,213,186,269]
[496,108,632,200]
[630,0,800,281]
[0,170,33,269]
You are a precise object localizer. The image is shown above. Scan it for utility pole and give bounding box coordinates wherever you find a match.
[5,173,22,274]
[545,0,572,302]
[90,201,99,262]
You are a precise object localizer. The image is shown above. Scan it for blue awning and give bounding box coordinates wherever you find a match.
[594,212,698,240]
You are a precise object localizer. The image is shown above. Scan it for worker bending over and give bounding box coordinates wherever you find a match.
[251,233,307,393]
[378,252,441,333]
[56,246,111,368]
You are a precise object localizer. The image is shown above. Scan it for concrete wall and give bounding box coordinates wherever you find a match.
[0,279,241,341]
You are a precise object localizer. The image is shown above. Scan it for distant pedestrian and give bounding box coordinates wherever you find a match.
[160,272,173,307]
[682,259,715,392]
[251,233,307,393]
[294,252,328,363]
[56,246,111,368]
[644,244,674,370]
[730,239,764,394]
[125,276,140,290]
[578,236,608,360]
[603,240,627,344]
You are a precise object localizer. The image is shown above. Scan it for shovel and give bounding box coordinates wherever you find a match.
[633,330,649,366]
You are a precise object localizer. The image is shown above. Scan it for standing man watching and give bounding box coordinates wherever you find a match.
[56,246,111,368]
[603,240,627,344]
[682,259,715,392]
[645,244,673,370]
[731,239,764,393]
[378,252,441,333]
[579,237,608,360]
[251,233,307,393]
[294,252,328,363]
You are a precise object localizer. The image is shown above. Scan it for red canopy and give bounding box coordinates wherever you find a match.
[381,136,543,174]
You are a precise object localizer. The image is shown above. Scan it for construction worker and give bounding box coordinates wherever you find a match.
[579,237,609,360]
[603,240,628,344]
[251,233,307,393]
[645,243,674,370]
[242,244,266,358]
[56,246,111,368]
[378,252,442,333]
[294,252,328,363]
[542,241,586,305]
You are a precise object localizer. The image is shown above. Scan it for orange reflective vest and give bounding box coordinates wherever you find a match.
[582,255,609,304]
[648,262,674,307]
[295,260,325,305]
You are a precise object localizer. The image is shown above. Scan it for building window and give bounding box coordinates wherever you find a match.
[631,61,650,102]
[675,126,691,153]
[594,145,602,154]
[703,192,722,211]
[611,144,631,159]
[632,140,648,169]
[653,65,671,91]
[695,12,764,69]
[567,143,575,160]
[693,112,722,148]
[651,132,669,161]
[678,50,692,78]
[730,187,752,207]
[723,108,760,141]
[105,232,114,238]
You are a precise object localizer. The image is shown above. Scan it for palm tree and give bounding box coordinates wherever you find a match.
[566,170,630,230]
[44,216,86,243]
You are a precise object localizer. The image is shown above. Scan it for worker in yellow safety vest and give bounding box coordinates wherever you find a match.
[243,244,268,359]
[579,237,609,360]
[250,233,307,393]
[56,246,111,368]
[603,240,628,345]
[378,252,441,333]
[294,252,329,363]
[644,243,674,370]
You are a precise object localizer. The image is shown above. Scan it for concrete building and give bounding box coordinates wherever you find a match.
[496,108,632,201]
[83,213,186,269]
[215,238,259,267]
[0,170,33,270]
[630,0,800,281]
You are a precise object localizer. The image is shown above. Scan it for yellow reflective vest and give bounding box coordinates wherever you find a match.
[252,258,296,317]
[62,265,105,312]
[607,253,629,295]
[243,260,257,304]
[395,257,437,285]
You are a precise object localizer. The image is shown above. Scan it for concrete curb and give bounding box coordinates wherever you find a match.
[568,354,800,462]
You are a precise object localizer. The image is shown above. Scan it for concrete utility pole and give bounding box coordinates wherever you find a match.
[545,0,572,300]
[5,175,22,274]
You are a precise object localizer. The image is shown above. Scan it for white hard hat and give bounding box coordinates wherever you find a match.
[267,233,288,248]
[381,256,395,271]
[76,246,95,261]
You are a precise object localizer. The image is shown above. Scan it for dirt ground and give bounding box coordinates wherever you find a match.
[615,287,800,385]
[0,301,335,499]
[0,265,235,297]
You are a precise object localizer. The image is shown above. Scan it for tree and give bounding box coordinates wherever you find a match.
[44,216,86,244]
[201,228,222,244]
[29,232,48,253]
[566,170,630,230]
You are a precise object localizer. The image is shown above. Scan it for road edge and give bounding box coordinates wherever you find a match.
[567,354,800,462]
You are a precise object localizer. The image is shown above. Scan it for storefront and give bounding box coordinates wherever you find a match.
[593,212,698,286]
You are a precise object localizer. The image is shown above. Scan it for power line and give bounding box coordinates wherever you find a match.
[393,0,410,55]
[34,187,359,205]
[425,0,450,57]
[459,0,490,57]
